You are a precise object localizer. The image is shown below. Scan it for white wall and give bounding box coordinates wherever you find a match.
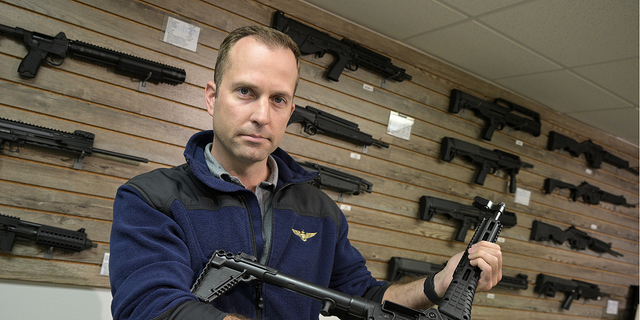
[0,279,113,320]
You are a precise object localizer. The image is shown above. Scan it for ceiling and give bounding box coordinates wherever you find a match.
[301,0,640,147]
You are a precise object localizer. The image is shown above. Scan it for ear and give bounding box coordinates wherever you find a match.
[289,103,296,117]
[204,81,216,116]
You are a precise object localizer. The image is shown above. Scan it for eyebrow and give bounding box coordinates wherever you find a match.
[232,81,293,100]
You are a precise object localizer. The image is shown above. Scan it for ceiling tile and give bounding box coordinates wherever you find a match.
[404,21,560,79]
[573,58,639,105]
[302,0,466,39]
[495,70,634,113]
[479,0,639,66]
[568,108,639,146]
[440,0,524,16]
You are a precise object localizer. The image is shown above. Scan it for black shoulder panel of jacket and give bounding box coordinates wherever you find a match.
[275,182,342,234]
[125,163,243,218]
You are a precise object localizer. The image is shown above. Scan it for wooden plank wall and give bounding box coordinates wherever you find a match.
[0,0,637,319]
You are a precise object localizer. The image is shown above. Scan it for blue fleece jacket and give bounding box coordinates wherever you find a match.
[109,131,385,319]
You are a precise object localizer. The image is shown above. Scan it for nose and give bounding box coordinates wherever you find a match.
[250,97,270,126]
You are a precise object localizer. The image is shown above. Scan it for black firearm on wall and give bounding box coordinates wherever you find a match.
[418,195,517,242]
[0,213,97,257]
[440,137,533,193]
[535,273,609,310]
[288,105,389,151]
[544,178,635,208]
[387,256,529,290]
[530,220,623,257]
[0,117,148,169]
[0,23,186,84]
[191,196,505,320]
[548,131,637,174]
[449,89,541,141]
[272,11,411,83]
[299,161,372,195]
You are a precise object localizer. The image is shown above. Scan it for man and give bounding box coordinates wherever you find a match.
[109,25,502,320]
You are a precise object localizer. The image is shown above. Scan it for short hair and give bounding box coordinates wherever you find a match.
[214,25,301,94]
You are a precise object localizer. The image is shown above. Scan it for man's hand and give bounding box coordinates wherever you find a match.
[383,241,502,309]
[434,241,502,297]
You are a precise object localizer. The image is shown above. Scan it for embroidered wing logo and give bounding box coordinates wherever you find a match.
[292,229,317,242]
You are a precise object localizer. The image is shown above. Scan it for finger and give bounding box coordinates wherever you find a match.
[470,257,495,291]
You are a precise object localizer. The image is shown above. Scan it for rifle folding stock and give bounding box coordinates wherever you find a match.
[0,23,186,84]
[548,131,636,174]
[418,195,517,242]
[387,256,528,290]
[0,117,148,169]
[449,89,541,141]
[535,273,609,310]
[300,161,373,195]
[0,213,97,256]
[530,220,623,257]
[272,11,411,83]
[288,105,389,151]
[440,137,533,193]
[544,178,635,208]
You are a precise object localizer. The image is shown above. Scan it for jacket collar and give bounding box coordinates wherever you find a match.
[184,130,316,191]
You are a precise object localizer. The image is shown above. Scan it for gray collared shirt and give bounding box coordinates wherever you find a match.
[204,142,277,263]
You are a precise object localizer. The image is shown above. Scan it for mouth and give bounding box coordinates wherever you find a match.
[241,134,269,143]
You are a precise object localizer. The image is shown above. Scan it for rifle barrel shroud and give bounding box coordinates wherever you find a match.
[0,23,186,84]
[449,89,541,141]
[440,137,533,193]
[191,196,505,320]
[0,213,97,253]
[288,105,389,149]
[300,161,372,195]
[0,117,148,169]
[272,11,411,82]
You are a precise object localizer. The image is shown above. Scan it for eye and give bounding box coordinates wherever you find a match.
[273,96,286,105]
[238,88,250,96]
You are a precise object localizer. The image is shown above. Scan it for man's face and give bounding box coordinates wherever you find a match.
[205,36,298,169]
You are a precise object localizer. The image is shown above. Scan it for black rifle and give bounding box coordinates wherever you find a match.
[272,11,411,83]
[191,196,504,320]
[544,178,635,208]
[0,23,186,84]
[548,131,637,174]
[418,195,517,242]
[0,213,97,256]
[534,273,609,310]
[449,89,541,141]
[440,137,533,193]
[387,256,528,290]
[0,117,148,169]
[289,105,389,151]
[300,161,372,195]
[530,220,623,257]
